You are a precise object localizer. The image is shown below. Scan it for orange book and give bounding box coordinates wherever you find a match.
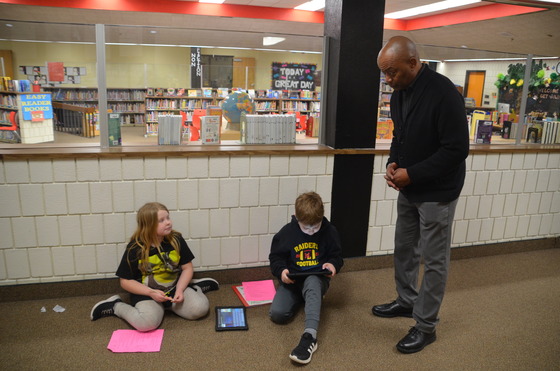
[376,119,393,140]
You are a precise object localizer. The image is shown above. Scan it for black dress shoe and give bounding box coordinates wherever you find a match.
[372,300,413,318]
[396,327,436,354]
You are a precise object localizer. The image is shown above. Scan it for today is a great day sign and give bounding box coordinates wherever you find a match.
[272,62,316,90]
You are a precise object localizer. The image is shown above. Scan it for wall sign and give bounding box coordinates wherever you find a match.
[190,47,202,88]
[533,86,560,115]
[20,93,53,121]
[271,62,316,90]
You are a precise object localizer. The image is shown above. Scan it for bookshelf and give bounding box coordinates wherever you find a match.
[0,90,54,143]
[44,87,147,127]
[42,87,321,138]
[144,89,218,136]
[377,78,393,140]
[0,90,19,142]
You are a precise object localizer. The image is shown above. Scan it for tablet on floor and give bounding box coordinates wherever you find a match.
[215,306,248,331]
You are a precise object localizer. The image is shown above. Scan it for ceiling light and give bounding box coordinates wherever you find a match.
[6,24,13,27]
[295,0,325,11]
[149,30,157,34]
[385,0,481,19]
[263,37,285,46]
[199,0,225,3]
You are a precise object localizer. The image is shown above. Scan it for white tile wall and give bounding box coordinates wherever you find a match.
[367,152,560,255]
[0,152,558,285]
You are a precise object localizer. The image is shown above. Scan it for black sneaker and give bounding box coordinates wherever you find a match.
[90,295,122,321]
[289,332,317,364]
[190,278,219,293]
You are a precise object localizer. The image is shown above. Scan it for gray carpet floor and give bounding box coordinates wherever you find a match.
[1,248,559,371]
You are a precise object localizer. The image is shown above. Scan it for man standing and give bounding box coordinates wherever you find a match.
[372,36,469,354]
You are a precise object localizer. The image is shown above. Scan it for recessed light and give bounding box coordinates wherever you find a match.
[150,30,157,34]
[263,37,285,46]
[6,24,13,27]
[295,0,325,11]
[385,0,481,19]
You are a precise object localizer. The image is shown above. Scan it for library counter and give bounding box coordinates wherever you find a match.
[1,142,559,160]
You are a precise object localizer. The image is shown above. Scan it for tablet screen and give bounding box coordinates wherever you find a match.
[215,306,248,331]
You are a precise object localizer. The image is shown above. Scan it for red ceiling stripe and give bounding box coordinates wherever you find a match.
[404,3,546,31]
[0,0,548,30]
[0,0,325,23]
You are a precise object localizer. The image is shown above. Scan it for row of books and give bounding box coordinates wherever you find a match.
[255,101,278,111]
[0,110,13,124]
[525,121,560,144]
[281,100,320,112]
[51,89,98,101]
[1,77,33,92]
[146,87,216,98]
[46,86,321,102]
[253,89,320,100]
[240,114,297,144]
[146,111,179,123]
[145,87,320,100]
[145,98,212,110]
[0,94,18,108]
[107,89,145,101]
[118,113,145,125]
[107,102,145,113]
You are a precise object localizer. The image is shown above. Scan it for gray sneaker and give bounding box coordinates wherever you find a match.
[190,278,219,293]
[90,295,122,321]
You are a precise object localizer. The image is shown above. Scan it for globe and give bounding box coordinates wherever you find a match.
[221,91,256,129]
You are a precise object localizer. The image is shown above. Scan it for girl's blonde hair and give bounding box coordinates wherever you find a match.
[128,202,180,275]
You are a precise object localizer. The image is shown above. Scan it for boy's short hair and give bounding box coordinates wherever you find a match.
[295,192,324,225]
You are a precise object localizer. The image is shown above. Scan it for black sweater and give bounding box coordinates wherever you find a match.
[269,216,344,279]
[388,66,470,202]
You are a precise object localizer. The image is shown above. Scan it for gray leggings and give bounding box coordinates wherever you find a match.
[114,286,209,332]
[269,274,329,331]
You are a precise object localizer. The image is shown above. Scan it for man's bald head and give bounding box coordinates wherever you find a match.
[377,36,422,91]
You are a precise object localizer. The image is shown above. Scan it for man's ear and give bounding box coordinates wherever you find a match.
[409,57,418,70]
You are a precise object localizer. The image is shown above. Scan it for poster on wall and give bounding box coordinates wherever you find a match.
[190,47,202,88]
[271,62,316,90]
[19,65,86,86]
[47,62,65,82]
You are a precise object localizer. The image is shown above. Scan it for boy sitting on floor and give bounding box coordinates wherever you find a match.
[268,191,344,364]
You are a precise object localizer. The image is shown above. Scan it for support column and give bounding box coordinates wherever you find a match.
[323,0,385,257]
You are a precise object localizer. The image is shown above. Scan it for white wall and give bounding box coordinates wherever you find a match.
[1,151,559,286]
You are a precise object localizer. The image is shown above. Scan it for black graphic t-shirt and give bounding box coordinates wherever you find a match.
[116,233,194,303]
[269,216,343,279]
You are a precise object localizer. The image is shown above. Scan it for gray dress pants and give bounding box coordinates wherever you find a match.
[394,192,458,333]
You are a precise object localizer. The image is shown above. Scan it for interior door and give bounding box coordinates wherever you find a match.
[232,57,255,90]
[464,71,485,107]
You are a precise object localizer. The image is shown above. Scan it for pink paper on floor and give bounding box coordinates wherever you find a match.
[242,279,276,302]
[107,329,164,353]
